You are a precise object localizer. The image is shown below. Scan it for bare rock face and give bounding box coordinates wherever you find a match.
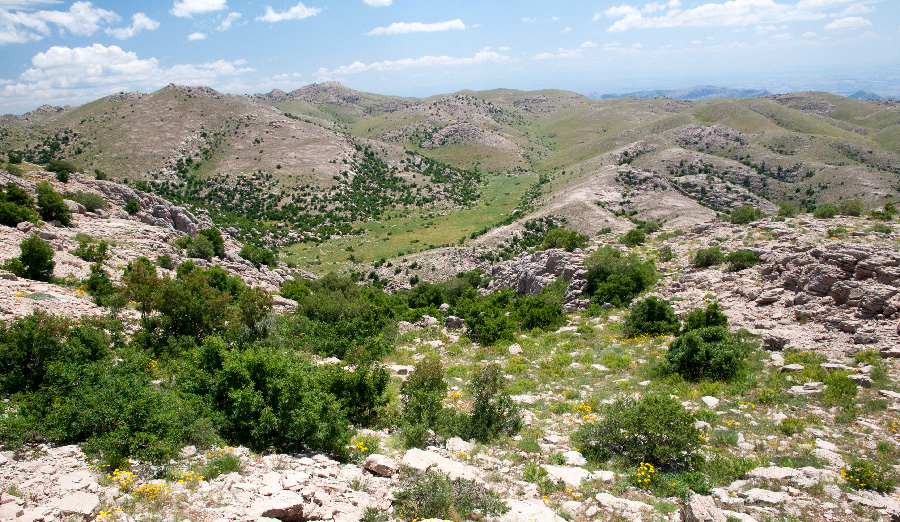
[90,179,212,236]
[488,248,592,309]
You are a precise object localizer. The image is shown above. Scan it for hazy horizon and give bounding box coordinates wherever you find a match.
[2,0,898,114]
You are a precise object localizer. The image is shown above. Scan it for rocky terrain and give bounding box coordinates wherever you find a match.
[0,170,298,321]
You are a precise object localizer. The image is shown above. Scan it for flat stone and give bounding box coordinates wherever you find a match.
[815,439,838,452]
[701,396,720,409]
[743,488,792,504]
[543,465,592,487]
[812,448,846,469]
[562,450,587,466]
[49,492,100,518]
[780,364,805,373]
[446,437,475,455]
[880,390,900,401]
[498,498,567,522]
[746,467,803,481]
[508,343,523,355]
[594,492,653,514]
[681,494,727,522]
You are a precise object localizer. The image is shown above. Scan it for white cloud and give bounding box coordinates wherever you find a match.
[218,11,240,30]
[498,46,512,51]
[363,0,391,5]
[188,31,206,40]
[316,48,510,78]
[0,1,120,44]
[602,0,867,32]
[802,30,817,36]
[105,12,159,39]
[521,17,536,22]
[257,2,321,22]
[0,1,60,8]
[534,47,582,60]
[368,19,465,35]
[773,32,793,39]
[171,0,227,18]
[691,39,702,44]
[580,40,598,48]
[824,16,872,30]
[2,43,253,111]
[562,25,571,33]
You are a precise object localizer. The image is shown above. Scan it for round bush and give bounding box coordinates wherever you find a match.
[17,233,55,281]
[621,228,646,247]
[729,205,762,224]
[692,246,724,269]
[664,326,747,381]
[813,204,838,219]
[681,303,728,333]
[575,393,702,470]
[622,296,678,338]
[725,250,759,271]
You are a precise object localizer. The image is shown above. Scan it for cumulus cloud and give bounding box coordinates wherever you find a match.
[534,48,582,60]
[600,0,867,32]
[824,16,872,30]
[0,1,120,44]
[316,48,510,78]
[188,31,206,40]
[171,0,227,18]
[257,2,321,22]
[2,43,253,111]
[521,17,536,22]
[218,11,241,30]
[368,19,465,35]
[363,0,391,5]
[580,40,598,47]
[105,13,159,40]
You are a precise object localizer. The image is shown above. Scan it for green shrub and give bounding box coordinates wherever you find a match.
[539,228,589,252]
[198,228,225,258]
[511,293,566,332]
[35,181,71,226]
[693,246,724,268]
[394,469,509,521]
[681,303,728,333]
[777,201,799,217]
[575,393,702,470]
[186,235,214,261]
[778,418,805,437]
[55,171,69,183]
[201,450,242,480]
[173,236,192,249]
[71,239,110,263]
[584,246,658,307]
[0,183,37,226]
[4,233,55,281]
[66,191,107,213]
[657,245,674,262]
[47,159,77,177]
[464,363,522,443]
[730,205,762,224]
[813,204,838,219]
[156,254,174,270]
[621,228,646,247]
[622,296,678,338]
[124,199,140,215]
[239,244,277,268]
[841,459,895,493]
[725,250,759,271]
[664,327,747,382]
[178,338,353,455]
[7,153,22,164]
[839,199,863,217]
[822,371,857,409]
[400,355,447,448]
[871,223,892,234]
[84,263,118,306]
[458,290,516,345]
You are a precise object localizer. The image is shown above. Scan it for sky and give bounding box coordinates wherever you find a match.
[1,0,898,113]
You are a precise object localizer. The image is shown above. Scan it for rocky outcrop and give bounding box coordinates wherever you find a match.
[89,180,211,236]
[488,247,592,310]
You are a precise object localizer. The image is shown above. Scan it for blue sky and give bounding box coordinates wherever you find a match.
[1,0,898,113]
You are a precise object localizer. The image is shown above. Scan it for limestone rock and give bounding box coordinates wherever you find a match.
[362,454,400,477]
[49,492,99,518]
[681,494,727,522]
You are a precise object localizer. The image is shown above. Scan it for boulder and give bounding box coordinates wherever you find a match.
[543,465,592,487]
[444,316,465,329]
[362,454,400,477]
